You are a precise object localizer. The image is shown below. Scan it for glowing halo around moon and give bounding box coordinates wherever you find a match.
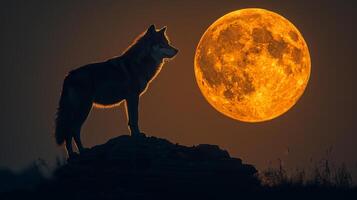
[194,8,311,122]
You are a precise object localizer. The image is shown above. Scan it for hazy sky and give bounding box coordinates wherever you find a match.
[1,0,356,178]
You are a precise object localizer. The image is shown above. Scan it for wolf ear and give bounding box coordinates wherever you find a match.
[159,26,167,34]
[147,24,156,34]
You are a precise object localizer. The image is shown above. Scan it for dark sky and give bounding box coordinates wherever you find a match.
[1,0,356,178]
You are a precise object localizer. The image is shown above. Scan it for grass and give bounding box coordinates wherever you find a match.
[259,156,354,190]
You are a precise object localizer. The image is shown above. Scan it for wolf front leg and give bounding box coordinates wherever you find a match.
[125,94,145,137]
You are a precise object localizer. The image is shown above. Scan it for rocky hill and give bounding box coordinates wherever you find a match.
[37,135,259,199]
[3,134,357,200]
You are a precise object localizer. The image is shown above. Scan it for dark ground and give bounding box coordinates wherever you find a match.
[1,134,356,200]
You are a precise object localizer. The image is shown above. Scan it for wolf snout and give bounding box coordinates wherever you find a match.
[167,47,178,58]
[173,48,179,55]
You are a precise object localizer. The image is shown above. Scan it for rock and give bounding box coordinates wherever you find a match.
[37,135,260,199]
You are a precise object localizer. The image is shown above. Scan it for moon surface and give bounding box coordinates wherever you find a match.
[194,8,311,122]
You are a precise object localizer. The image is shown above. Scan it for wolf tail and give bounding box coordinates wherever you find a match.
[55,76,73,145]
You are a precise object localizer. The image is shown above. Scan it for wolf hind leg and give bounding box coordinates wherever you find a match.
[73,100,92,154]
[65,136,76,158]
[74,127,88,154]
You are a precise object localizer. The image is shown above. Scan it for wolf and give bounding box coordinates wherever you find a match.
[55,25,178,158]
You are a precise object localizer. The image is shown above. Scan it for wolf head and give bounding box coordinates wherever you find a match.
[144,25,178,61]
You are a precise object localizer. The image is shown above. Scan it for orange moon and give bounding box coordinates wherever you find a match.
[194,8,311,122]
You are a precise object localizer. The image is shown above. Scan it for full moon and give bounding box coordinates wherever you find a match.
[194,8,311,122]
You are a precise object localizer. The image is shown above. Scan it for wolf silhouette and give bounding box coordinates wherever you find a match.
[55,25,178,158]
